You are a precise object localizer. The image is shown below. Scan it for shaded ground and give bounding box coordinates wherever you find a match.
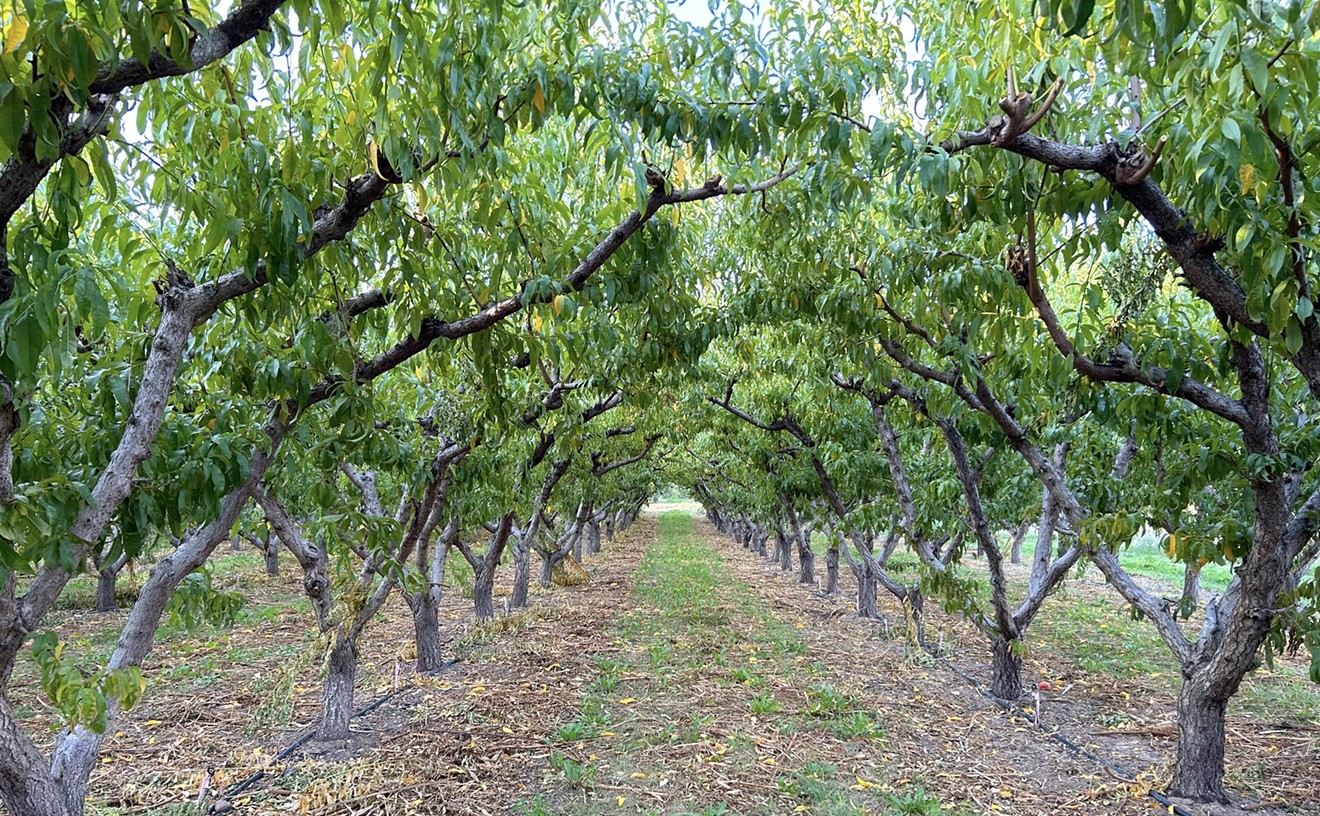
[10,510,1318,815]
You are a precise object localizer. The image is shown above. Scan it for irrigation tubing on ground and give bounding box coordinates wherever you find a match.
[915,643,1198,816]
[218,656,464,803]
[766,546,1203,816]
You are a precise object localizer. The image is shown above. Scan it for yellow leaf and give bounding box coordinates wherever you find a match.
[1239,163,1256,194]
[501,726,512,734]
[630,772,647,779]
[4,15,27,53]
[551,295,563,316]
[532,84,546,114]
[617,697,635,704]
[851,775,874,790]
[617,796,626,807]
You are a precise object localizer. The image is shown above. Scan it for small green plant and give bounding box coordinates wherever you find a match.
[680,711,715,743]
[829,710,883,739]
[778,761,837,801]
[804,683,852,717]
[682,804,730,816]
[553,719,594,742]
[749,690,781,714]
[594,657,626,692]
[548,749,596,789]
[886,786,943,815]
[729,666,759,685]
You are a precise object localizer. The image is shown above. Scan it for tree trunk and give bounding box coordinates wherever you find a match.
[407,589,444,672]
[1170,681,1230,803]
[571,526,584,563]
[775,528,792,572]
[907,587,927,648]
[587,520,602,555]
[796,533,814,584]
[317,637,359,741]
[95,568,119,613]
[0,694,79,816]
[538,549,556,588]
[1010,521,1030,565]
[855,564,878,619]
[510,539,531,609]
[605,519,615,542]
[824,544,839,594]
[263,538,279,575]
[1179,562,1202,618]
[990,638,1023,700]
[472,563,497,620]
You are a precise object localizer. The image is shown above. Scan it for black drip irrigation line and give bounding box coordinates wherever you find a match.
[218,656,464,802]
[745,541,1203,816]
[916,643,1198,816]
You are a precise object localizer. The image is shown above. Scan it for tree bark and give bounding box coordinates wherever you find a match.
[94,568,119,613]
[0,694,78,816]
[824,543,839,594]
[538,548,556,588]
[408,589,444,672]
[472,563,497,620]
[587,520,602,555]
[1009,521,1030,565]
[262,538,279,575]
[855,564,878,618]
[92,549,129,613]
[1180,562,1202,617]
[510,539,531,608]
[774,527,792,572]
[1170,681,1230,803]
[990,638,1023,700]
[318,637,359,741]
[796,532,815,584]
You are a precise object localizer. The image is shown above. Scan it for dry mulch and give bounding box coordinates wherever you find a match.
[12,513,1318,816]
[704,521,1319,816]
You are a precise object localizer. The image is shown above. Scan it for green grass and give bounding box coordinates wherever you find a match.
[522,511,932,815]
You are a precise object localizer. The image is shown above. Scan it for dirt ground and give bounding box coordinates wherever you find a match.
[14,511,1318,816]
[712,522,1318,816]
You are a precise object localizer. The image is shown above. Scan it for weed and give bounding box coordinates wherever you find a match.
[728,666,759,685]
[648,642,672,666]
[804,683,853,717]
[827,710,883,739]
[749,691,781,714]
[553,719,595,742]
[886,786,943,815]
[548,750,596,789]
[778,761,837,802]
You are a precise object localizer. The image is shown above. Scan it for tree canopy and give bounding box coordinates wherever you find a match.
[0,0,1317,814]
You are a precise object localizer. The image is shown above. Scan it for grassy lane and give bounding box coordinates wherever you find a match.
[520,511,952,816]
